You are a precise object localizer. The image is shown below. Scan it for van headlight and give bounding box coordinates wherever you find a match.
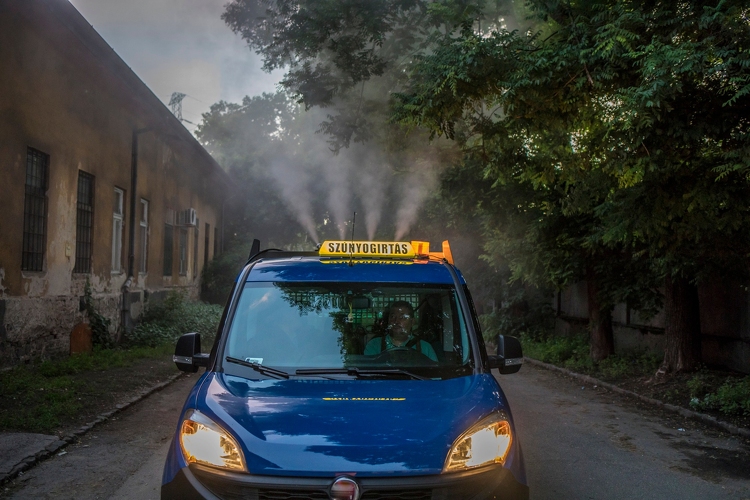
[179,409,246,471]
[443,413,512,472]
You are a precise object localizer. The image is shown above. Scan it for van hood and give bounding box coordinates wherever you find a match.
[196,372,511,476]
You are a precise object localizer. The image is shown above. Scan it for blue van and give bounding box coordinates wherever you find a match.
[161,240,528,500]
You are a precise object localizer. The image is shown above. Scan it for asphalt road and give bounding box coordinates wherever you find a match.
[2,372,200,500]
[499,364,750,499]
[4,364,750,499]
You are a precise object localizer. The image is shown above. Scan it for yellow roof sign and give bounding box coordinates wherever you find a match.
[320,241,415,258]
[318,240,454,264]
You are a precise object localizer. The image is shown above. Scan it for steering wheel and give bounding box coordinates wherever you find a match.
[371,347,437,366]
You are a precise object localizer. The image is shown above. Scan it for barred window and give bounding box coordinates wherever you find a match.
[204,222,210,268]
[179,227,188,276]
[192,218,199,280]
[74,171,94,273]
[164,209,174,276]
[22,148,49,272]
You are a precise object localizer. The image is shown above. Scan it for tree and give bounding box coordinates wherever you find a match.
[393,0,750,371]
[196,92,313,248]
[222,0,512,150]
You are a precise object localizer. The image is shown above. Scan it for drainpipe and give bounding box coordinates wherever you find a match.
[121,127,149,340]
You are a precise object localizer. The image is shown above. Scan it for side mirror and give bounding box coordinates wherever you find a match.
[487,335,523,375]
[173,332,209,372]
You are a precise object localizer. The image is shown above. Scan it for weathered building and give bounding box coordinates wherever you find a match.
[0,0,231,366]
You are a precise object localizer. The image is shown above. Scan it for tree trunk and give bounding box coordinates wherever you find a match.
[662,275,701,372]
[587,271,614,361]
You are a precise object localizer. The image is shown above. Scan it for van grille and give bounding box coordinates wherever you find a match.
[196,470,433,500]
[362,491,432,500]
[260,490,330,500]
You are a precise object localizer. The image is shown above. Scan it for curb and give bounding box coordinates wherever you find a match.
[0,371,185,486]
[523,357,750,439]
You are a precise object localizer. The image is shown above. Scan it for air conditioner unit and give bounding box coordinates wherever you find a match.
[178,208,197,226]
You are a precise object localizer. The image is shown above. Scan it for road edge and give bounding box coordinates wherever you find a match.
[523,357,750,439]
[0,371,185,486]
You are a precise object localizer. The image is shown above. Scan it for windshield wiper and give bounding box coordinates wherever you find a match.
[225,356,290,380]
[295,367,428,381]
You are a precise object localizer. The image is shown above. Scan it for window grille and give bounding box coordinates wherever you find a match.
[74,171,94,273]
[112,188,124,272]
[139,199,149,273]
[22,148,49,272]
[193,218,199,280]
[179,228,188,275]
[204,223,210,268]
[163,209,174,276]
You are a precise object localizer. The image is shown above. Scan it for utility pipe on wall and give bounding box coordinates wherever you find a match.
[121,127,150,339]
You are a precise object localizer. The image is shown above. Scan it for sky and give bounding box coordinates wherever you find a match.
[68,0,282,134]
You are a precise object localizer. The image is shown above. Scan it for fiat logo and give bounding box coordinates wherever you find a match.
[330,476,360,500]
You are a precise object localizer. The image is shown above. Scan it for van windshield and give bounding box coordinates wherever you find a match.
[223,282,474,379]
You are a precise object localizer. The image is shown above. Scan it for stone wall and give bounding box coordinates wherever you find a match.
[554,280,750,374]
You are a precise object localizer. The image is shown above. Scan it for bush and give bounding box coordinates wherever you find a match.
[689,372,750,416]
[82,278,114,349]
[520,332,589,366]
[201,241,252,305]
[519,332,662,380]
[125,291,223,348]
[479,286,555,344]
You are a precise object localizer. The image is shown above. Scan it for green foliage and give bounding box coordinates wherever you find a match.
[125,292,223,348]
[520,332,662,380]
[218,1,750,370]
[82,278,114,349]
[221,0,512,150]
[391,0,750,368]
[595,350,663,380]
[520,332,590,367]
[479,284,554,344]
[394,1,750,281]
[689,370,750,416]
[201,240,252,305]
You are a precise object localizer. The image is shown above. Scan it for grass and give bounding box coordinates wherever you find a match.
[519,331,750,427]
[519,332,663,380]
[0,292,223,435]
[0,345,175,434]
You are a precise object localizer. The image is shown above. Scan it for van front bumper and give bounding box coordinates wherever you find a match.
[161,463,528,500]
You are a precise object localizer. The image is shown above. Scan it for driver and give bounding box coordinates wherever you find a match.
[364,301,438,361]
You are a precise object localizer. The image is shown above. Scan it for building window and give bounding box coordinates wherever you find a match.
[179,227,188,275]
[139,199,149,274]
[74,171,94,273]
[163,209,174,276]
[22,148,49,272]
[112,187,124,272]
[204,222,210,268]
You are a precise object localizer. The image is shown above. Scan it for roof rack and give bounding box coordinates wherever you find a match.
[245,239,318,265]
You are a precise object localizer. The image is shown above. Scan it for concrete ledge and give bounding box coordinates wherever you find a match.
[524,357,750,439]
[0,371,185,485]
